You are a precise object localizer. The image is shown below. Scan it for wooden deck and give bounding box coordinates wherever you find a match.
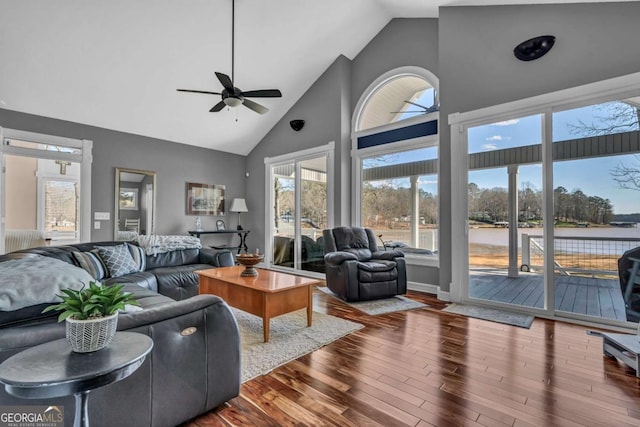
[470,269,628,321]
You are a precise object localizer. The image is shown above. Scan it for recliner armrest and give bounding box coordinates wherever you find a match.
[324,251,358,266]
[371,250,404,260]
[199,248,234,267]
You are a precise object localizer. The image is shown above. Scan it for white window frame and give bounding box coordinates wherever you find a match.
[352,66,440,267]
[449,71,640,329]
[264,142,335,278]
[0,127,92,253]
[37,174,80,240]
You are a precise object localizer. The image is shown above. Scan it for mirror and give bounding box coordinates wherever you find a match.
[114,167,156,241]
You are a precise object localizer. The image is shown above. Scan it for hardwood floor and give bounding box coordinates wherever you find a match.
[183,289,640,427]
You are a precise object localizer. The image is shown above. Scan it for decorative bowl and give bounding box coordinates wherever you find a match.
[236,253,264,277]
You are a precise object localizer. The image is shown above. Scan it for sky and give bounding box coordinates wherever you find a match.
[365,98,640,215]
[468,102,640,214]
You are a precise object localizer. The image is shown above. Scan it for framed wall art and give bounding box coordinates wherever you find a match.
[186,182,225,215]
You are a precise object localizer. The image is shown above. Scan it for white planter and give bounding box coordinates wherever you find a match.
[65,313,118,353]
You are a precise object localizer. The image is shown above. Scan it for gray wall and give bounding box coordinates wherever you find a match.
[351,18,439,104]
[0,108,246,242]
[438,2,640,292]
[244,55,351,253]
[246,18,440,285]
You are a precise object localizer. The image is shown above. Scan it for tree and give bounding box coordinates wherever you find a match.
[568,101,639,137]
[568,100,640,191]
[610,154,640,191]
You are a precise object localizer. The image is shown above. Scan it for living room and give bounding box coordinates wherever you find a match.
[2,1,640,426]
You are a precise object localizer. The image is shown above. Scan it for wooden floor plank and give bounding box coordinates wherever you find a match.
[470,271,627,321]
[182,289,640,427]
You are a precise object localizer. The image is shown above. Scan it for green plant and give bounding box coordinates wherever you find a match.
[43,281,139,322]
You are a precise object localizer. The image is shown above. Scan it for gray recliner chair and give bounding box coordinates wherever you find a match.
[323,226,407,302]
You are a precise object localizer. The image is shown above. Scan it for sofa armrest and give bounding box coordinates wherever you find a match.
[117,294,226,330]
[371,250,405,260]
[324,251,358,266]
[199,248,235,267]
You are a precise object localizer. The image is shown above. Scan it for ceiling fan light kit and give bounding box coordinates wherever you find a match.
[177,0,282,115]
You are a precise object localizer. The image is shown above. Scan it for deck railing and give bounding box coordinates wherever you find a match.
[521,234,640,277]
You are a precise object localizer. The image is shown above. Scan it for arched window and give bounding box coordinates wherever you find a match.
[355,68,439,132]
[352,67,439,270]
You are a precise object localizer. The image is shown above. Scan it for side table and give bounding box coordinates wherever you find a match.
[0,331,153,427]
[187,229,250,254]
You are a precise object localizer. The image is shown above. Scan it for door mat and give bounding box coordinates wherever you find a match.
[443,303,534,328]
[317,286,429,315]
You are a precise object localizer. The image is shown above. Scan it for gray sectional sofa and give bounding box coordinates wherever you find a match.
[0,241,241,427]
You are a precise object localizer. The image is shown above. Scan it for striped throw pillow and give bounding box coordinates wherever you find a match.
[73,250,108,280]
[126,243,146,272]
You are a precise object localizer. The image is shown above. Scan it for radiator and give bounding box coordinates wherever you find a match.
[5,229,46,253]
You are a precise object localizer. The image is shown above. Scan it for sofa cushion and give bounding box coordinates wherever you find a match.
[96,244,139,278]
[126,243,146,272]
[145,248,201,270]
[148,264,211,301]
[72,249,108,280]
[104,271,158,293]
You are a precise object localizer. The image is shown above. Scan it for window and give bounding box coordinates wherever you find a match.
[119,188,139,210]
[361,146,438,254]
[1,128,92,252]
[265,143,334,277]
[356,70,438,132]
[353,67,440,261]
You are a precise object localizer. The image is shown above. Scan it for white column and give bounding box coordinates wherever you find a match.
[410,175,419,247]
[508,165,519,278]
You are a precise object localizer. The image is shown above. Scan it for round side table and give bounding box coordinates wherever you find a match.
[0,331,153,427]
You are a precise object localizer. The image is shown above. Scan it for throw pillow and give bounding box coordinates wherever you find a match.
[96,245,139,278]
[126,243,146,272]
[72,250,108,280]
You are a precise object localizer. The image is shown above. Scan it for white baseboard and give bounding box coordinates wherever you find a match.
[408,281,451,302]
[407,281,437,295]
[437,288,451,302]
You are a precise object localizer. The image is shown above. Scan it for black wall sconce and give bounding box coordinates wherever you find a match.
[290,119,305,131]
[514,35,556,61]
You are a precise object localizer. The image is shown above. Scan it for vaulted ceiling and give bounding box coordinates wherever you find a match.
[0,0,629,155]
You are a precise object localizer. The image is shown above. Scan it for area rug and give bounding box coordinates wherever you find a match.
[443,303,534,329]
[317,286,429,315]
[233,308,364,383]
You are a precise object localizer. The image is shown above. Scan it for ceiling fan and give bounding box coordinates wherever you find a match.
[176,0,282,114]
[390,100,439,115]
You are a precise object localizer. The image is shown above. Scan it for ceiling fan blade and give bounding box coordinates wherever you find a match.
[210,100,226,112]
[177,89,222,95]
[215,72,234,91]
[404,100,432,110]
[241,89,282,98]
[242,98,268,114]
[390,111,427,113]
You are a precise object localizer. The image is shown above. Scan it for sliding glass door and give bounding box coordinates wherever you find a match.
[454,75,640,327]
[267,145,333,276]
[466,114,545,311]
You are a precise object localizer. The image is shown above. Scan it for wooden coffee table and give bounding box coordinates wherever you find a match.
[197,266,320,342]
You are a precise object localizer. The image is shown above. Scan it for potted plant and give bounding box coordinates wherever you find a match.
[43,281,139,353]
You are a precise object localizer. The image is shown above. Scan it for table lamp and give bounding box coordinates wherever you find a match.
[230,198,248,230]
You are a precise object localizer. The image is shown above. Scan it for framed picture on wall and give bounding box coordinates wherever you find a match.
[186,182,225,215]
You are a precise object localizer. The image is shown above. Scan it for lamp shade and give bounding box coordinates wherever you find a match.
[230,198,248,213]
